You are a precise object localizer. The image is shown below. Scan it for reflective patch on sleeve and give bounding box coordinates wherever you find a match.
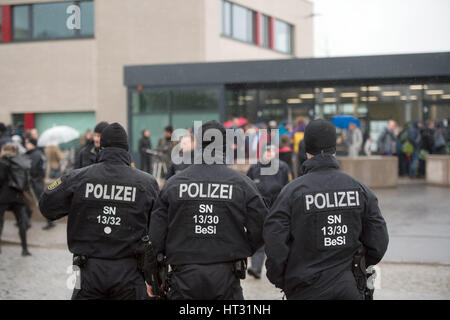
[47,178,62,191]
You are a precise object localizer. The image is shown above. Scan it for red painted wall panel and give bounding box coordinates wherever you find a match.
[24,113,35,130]
[1,6,12,42]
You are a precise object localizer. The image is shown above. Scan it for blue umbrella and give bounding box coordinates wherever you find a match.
[331,116,360,129]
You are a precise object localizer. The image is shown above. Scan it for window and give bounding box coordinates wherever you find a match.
[10,1,93,42]
[260,14,270,48]
[231,3,254,43]
[274,19,293,54]
[220,1,294,54]
[33,2,77,39]
[221,0,231,36]
[13,5,30,40]
[79,1,94,36]
[221,1,254,44]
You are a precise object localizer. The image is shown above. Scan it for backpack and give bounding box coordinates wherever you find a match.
[402,141,414,156]
[7,156,32,192]
[434,131,446,149]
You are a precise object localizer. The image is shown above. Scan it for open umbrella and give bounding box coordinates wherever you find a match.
[37,126,80,147]
[223,117,248,128]
[331,116,360,129]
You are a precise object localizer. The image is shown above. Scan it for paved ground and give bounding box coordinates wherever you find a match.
[1,181,449,300]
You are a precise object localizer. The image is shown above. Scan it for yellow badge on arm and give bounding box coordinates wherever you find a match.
[47,178,62,191]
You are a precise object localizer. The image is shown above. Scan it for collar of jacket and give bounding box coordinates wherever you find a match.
[193,148,227,165]
[98,147,131,166]
[26,148,38,155]
[302,153,340,174]
[258,158,280,168]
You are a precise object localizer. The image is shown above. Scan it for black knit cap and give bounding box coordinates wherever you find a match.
[304,119,337,155]
[197,120,226,149]
[100,122,129,151]
[94,121,109,134]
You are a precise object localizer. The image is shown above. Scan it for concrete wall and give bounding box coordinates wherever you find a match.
[94,0,206,128]
[0,39,96,123]
[426,155,450,187]
[337,156,399,188]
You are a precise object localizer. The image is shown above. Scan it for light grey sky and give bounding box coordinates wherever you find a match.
[310,0,450,57]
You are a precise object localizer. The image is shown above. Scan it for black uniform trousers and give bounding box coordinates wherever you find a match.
[0,203,28,251]
[72,257,147,300]
[285,269,364,300]
[167,263,244,300]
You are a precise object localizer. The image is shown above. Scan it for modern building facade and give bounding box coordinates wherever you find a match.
[0,0,313,134]
[124,52,450,155]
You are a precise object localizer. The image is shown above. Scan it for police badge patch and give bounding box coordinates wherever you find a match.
[48,178,62,190]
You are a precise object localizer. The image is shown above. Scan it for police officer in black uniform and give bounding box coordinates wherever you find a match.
[246,144,290,279]
[39,123,160,300]
[74,121,109,169]
[148,120,267,300]
[264,119,389,300]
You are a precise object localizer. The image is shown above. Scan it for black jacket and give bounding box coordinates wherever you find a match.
[296,139,307,177]
[39,147,160,259]
[26,148,45,180]
[264,153,389,295]
[0,133,11,149]
[74,141,99,169]
[165,151,195,181]
[247,160,290,208]
[149,163,267,265]
[139,135,152,166]
[0,155,28,205]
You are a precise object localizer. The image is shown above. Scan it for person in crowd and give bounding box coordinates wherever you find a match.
[408,120,423,178]
[0,123,12,149]
[268,120,278,138]
[396,123,412,176]
[25,138,56,230]
[139,129,153,174]
[157,126,176,171]
[0,144,31,256]
[74,122,109,169]
[431,120,447,155]
[75,129,93,164]
[296,139,307,178]
[377,120,397,156]
[165,134,195,181]
[246,144,290,280]
[278,121,291,138]
[446,118,450,146]
[344,122,363,157]
[421,120,434,152]
[11,135,27,155]
[291,117,307,155]
[278,135,294,176]
[45,142,63,180]
[81,129,93,147]
[245,125,258,160]
[30,128,39,141]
